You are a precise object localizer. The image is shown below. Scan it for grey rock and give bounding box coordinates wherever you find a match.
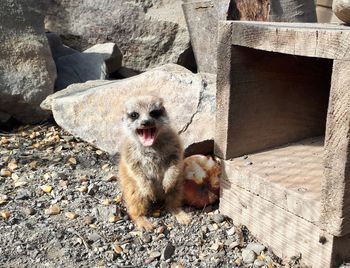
[149,251,161,259]
[0,0,56,123]
[242,249,256,264]
[212,214,225,224]
[226,227,236,236]
[254,259,266,267]
[161,242,175,260]
[87,232,101,242]
[15,190,30,200]
[47,33,123,90]
[41,64,216,155]
[45,0,193,72]
[246,242,265,255]
[87,183,98,195]
[333,0,350,23]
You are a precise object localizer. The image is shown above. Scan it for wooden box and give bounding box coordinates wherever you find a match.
[215,21,350,267]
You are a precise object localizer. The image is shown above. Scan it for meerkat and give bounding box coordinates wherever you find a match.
[118,95,191,231]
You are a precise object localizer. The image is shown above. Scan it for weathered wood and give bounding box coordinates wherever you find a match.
[182,1,217,73]
[223,137,324,224]
[321,59,350,237]
[224,21,350,60]
[220,179,350,267]
[215,44,332,159]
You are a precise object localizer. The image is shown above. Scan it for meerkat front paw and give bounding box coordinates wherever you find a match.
[134,216,154,232]
[169,208,191,225]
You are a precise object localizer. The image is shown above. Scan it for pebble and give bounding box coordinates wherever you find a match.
[246,242,265,255]
[14,181,27,187]
[149,251,161,259]
[112,244,123,255]
[242,249,256,264]
[23,207,35,216]
[40,185,53,193]
[254,259,266,267]
[108,215,120,223]
[162,242,175,260]
[45,205,61,215]
[142,233,152,243]
[87,184,97,195]
[15,190,30,200]
[65,212,78,220]
[87,232,101,242]
[0,210,11,219]
[212,214,225,224]
[226,226,236,236]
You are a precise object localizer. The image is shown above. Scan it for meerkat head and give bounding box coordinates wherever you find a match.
[122,95,170,147]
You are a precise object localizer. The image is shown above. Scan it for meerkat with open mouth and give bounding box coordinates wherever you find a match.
[118,95,191,231]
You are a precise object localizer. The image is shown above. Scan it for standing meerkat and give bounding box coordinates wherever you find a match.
[118,95,191,231]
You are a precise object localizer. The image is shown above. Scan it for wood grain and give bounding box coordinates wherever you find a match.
[321,59,350,236]
[223,137,324,224]
[224,21,350,60]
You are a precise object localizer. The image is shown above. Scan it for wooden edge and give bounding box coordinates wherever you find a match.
[219,20,350,60]
[220,179,335,267]
[321,59,350,236]
[222,160,321,224]
[214,22,233,159]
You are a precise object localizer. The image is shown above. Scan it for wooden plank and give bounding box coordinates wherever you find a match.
[222,21,350,60]
[321,59,350,236]
[182,1,217,73]
[223,137,324,224]
[220,180,334,267]
[214,22,234,159]
[215,42,332,159]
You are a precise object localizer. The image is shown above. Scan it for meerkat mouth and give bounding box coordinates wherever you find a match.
[136,127,157,147]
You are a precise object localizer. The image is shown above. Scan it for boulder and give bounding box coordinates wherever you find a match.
[45,0,194,72]
[333,0,350,23]
[0,0,57,123]
[41,64,215,155]
[47,33,123,90]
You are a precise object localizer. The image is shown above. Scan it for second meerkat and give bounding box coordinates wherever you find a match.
[118,95,191,231]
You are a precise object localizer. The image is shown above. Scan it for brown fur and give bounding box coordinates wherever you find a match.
[118,96,191,231]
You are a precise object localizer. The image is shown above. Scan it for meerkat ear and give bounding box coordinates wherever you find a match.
[157,97,164,107]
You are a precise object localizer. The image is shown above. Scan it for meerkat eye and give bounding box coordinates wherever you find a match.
[129,112,139,120]
[150,109,163,118]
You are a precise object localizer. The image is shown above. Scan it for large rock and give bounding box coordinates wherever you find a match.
[47,33,123,90]
[41,64,215,155]
[333,0,350,23]
[45,0,194,72]
[0,0,57,123]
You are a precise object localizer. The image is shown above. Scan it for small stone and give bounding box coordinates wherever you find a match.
[101,199,111,206]
[83,216,95,225]
[0,210,11,219]
[23,207,35,215]
[142,233,152,243]
[212,214,225,224]
[108,215,120,223]
[96,150,104,155]
[65,212,78,220]
[242,249,256,264]
[0,169,12,177]
[7,160,18,171]
[87,184,97,195]
[0,195,8,205]
[234,258,242,266]
[43,173,51,180]
[15,190,30,200]
[67,157,77,165]
[105,175,118,182]
[149,251,161,259]
[105,250,116,261]
[247,242,265,255]
[40,185,53,193]
[14,181,27,187]
[254,259,266,267]
[162,242,175,260]
[229,241,240,249]
[11,173,19,181]
[45,205,61,215]
[28,161,38,170]
[112,244,123,255]
[77,186,88,193]
[210,242,220,251]
[88,232,101,242]
[156,226,167,234]
[227,227,236,236]
[101,164,109,170]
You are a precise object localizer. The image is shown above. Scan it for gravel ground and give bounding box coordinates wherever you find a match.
[0,122,306,268]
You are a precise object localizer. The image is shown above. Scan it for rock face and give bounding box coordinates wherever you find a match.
[333,0,350,23]
[47,33,123,90]
[45,0,194,72]
[41,64,215,155]
[0,0,57,123]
